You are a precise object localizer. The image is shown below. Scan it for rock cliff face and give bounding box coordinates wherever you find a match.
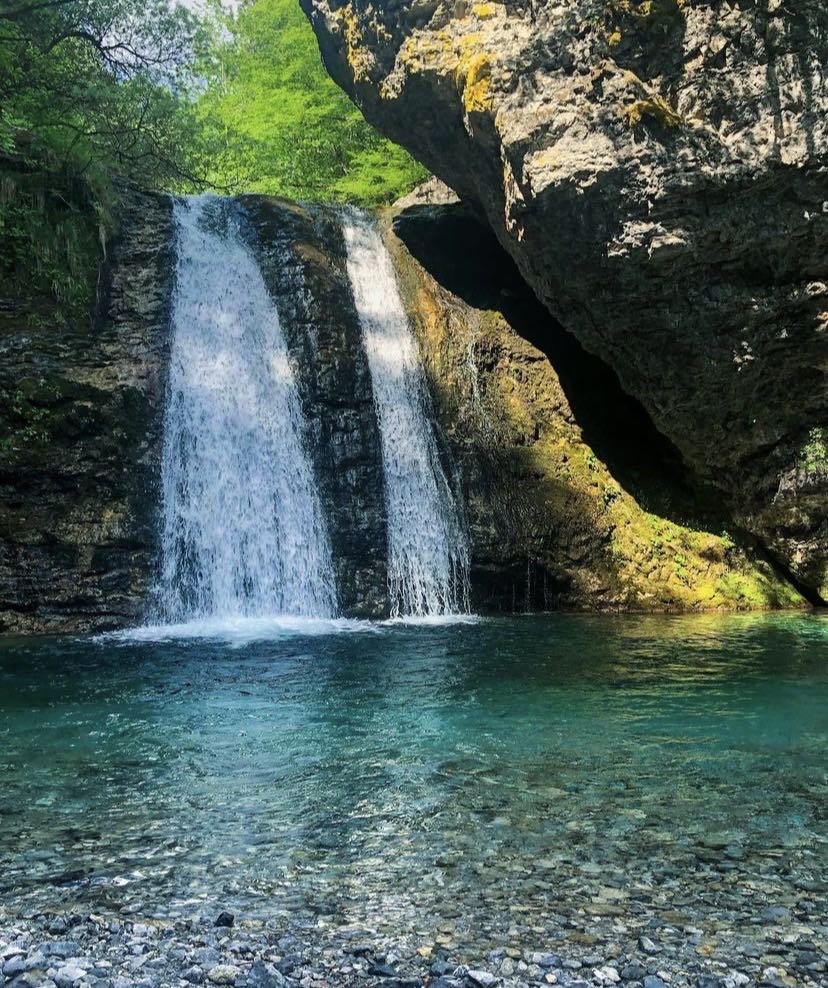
[0,186,174,632]
[300,0,828,601]
[389,198,800,611]
[0,186,805,633]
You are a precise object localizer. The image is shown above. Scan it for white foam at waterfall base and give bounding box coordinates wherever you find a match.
[342,209,471,618]
[108,615,377,646]
[155,195,337,622]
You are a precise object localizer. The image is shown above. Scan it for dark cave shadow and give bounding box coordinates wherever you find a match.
[392,202,721,532]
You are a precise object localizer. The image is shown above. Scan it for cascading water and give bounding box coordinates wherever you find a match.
[156,195,337,622]
[342,209,470,618]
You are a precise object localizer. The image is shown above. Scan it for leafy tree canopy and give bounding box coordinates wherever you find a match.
[195,0,427,206]
[0,0,425,317]
[0,0,211,188]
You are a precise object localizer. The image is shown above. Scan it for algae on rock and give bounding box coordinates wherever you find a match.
[386,200,803,612]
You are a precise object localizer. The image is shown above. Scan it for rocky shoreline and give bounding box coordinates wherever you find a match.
[1,905,824,988]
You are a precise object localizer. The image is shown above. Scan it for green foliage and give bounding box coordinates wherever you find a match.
[195,0,427,206]
[0,0,426,319]
[802,427,828,475]
[0,0,213,190]
[0,0,224,315]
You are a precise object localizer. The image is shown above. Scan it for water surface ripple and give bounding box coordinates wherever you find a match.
[1,613,826,952]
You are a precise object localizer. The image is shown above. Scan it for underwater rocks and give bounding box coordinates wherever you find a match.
[301,0,828,601]
[0,901,825,988]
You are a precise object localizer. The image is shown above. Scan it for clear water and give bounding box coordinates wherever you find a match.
[343,210,470,618]
[1,613,826,950]
[158,195,336,621]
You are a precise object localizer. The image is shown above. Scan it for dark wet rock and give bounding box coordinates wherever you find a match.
[243,959,286,988]
[7,974,51,988]
[42,942,78,959]
[621,960,646,980]
[3,955,27,977]
[53,964,88,988]
[760,907,791,923]
[193,948,221,968]
[368,960,398,977]
[466,971,498,988]
[0,182,173,634]
[536,953,562,969]
[213,912,234,929]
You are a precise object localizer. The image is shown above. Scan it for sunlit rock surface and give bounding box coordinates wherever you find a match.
[301,0,828,601]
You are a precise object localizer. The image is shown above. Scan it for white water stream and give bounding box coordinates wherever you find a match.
[343,210,470,617]
[156,195,336,622]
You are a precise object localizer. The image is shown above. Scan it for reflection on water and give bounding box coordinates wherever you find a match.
[1,612,826,940]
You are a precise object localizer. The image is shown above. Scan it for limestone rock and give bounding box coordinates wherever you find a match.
[301,0,828,600]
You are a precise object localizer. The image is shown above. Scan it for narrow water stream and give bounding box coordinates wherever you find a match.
[343,210,470,617]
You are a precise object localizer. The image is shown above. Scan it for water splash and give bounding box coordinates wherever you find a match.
[156,195,336,621]
[342,209,470,617]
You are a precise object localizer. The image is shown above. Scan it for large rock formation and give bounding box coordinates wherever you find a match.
[390,197,800,611]
[0,185,174,632]
[301,0,828,602]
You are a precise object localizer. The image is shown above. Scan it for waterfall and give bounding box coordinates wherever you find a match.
[157,195,337,621]
[342,210,470,618]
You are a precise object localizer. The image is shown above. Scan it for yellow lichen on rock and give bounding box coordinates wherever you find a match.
[390,28,495,114]
[333,5,373,84]
[623,95,684,128]
[472,2,499,19]
[457,52,493,112]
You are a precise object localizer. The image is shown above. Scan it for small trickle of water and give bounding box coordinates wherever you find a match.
[157,195,336,621]
[342,209,470,617]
